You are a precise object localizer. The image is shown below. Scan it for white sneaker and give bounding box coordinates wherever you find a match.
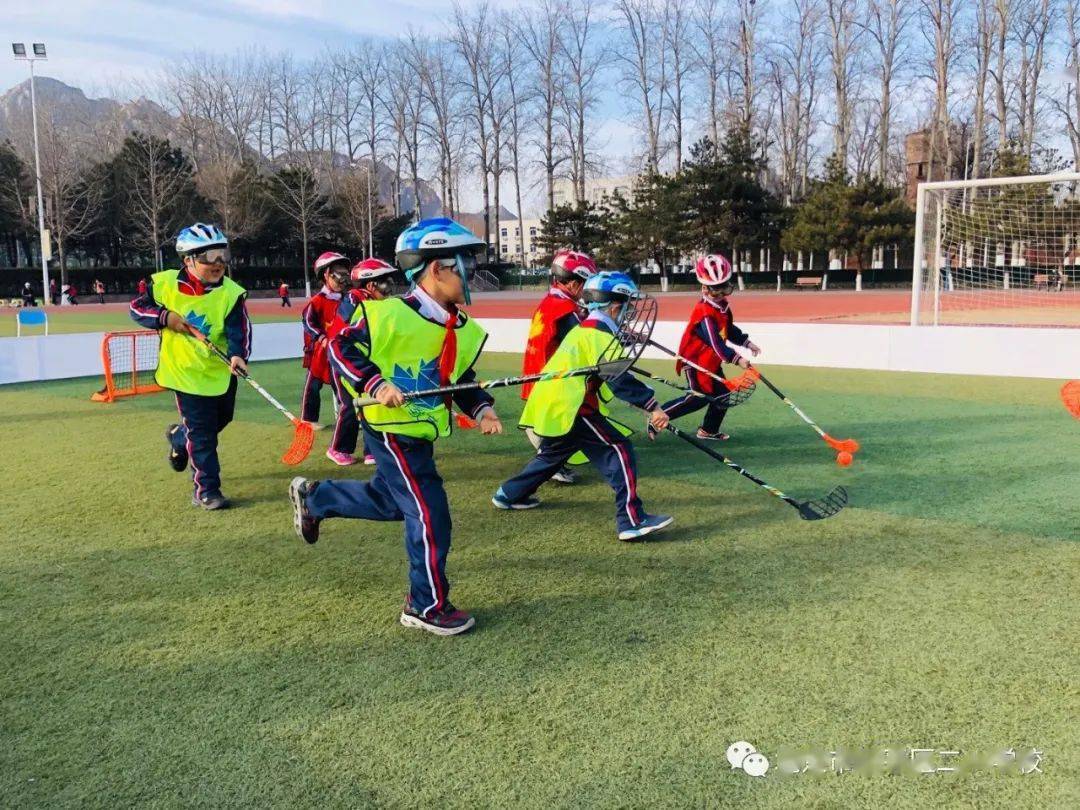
[618,514,674,541]
[552,467,576,484]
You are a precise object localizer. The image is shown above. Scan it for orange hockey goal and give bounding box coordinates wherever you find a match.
[90,330,165,402]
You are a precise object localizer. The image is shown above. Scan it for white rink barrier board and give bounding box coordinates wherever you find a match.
[0,322,305,385]
[1,319,1078,385]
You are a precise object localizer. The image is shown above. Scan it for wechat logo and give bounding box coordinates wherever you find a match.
[727,741,770,777]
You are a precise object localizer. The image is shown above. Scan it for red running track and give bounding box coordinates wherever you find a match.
[57,289,914,324]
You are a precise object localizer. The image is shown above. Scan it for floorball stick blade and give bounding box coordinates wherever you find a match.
[1062,380,1080,419]
[796,485,848,521]
[282,421,316,465]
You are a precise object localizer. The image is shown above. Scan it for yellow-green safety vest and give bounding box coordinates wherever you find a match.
[152,269,246,396]
[340,297,487,441]
[520,323,622,438]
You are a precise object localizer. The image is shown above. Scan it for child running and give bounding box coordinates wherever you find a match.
[493,271,673,541]
[661,255,761,441]
[322,257,401,466]
[129,223,251,510]
[520,249,597,484]
[299,252,351,429]
[288,219,502,636]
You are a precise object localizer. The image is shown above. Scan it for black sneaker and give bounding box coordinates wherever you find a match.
[192,491,230,510]
[166,424,188,472]
[491,488,541,510]
[400,600,476,636]
[696,428,729,441]
[288,477,321,544]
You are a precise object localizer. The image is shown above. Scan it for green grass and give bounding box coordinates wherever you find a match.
[2,355,1078,808]
[0,307,296,337]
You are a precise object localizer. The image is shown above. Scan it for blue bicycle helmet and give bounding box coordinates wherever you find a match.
[581,271,640,309]
[176,223,228,256]
[396,217,487,303]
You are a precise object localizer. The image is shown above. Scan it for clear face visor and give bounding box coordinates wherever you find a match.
[436,253,478,304]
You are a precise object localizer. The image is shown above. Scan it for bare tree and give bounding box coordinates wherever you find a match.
[452,3,496,252]
[690,0,728,147]
[409,33,461,218]
[121,132,196,270]
[613,0,668,172]
[826,0,861,168]
[661,0,692,171]
[383,48,425,219]
[197,159,269,245]
[858,0,914,179]
[732,0,762,133]
[921,0,959,178]
[1056,0,1080,167]
[970,0,995,177]
[1015,0,1055,158]
[499,12,532,264]
[335,166,382,252]
[29,114,102,278]
[559,0,605,198]
[766,0,825,201]
[992,0,1014,148]
[519,0,569,212]
[272,165,325,296]
[353,42,389,252]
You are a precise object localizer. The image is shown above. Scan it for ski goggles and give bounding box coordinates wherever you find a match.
[193,247,231,266]
[705,281,734,296]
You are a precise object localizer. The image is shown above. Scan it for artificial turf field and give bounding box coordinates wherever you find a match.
[1,354,1078,808]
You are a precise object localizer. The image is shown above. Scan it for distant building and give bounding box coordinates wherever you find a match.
[905,129,964,204]
[488,218,545,267]
[552,175,637,208]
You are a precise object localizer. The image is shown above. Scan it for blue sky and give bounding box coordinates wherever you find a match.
[3,0,521,92]
[4,0,633,214]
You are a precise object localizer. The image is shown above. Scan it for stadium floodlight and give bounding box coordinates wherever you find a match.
[12,41,50,306]
[911,172,1080,327]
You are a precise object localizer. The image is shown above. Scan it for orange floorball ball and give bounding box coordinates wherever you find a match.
[836,451,854,467]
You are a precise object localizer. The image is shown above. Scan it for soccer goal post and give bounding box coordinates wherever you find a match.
[911,172,1080,327]
[90,330,165,402]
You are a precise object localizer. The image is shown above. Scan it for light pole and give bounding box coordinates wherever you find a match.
[12,42,50,306]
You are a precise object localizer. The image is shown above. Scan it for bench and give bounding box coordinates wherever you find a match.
[796,276,823,289]
[1033,273,1050,291]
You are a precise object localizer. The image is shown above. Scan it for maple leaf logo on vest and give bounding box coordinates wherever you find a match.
[184,311,213,337]
[391,358,443,414]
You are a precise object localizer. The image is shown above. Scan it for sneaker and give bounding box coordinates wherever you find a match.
[166,424,188,472]
[551,466,576,484]
[192,491,230,510]
[696,428,729,441]
[491,488,541,510]
[326,448,358,466]
[400,601,476,636]
[363,454,376,466]
[618,513,674,542]
[288,476,321,544]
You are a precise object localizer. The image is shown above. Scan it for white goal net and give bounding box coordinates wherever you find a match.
[911,173,1080,327]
